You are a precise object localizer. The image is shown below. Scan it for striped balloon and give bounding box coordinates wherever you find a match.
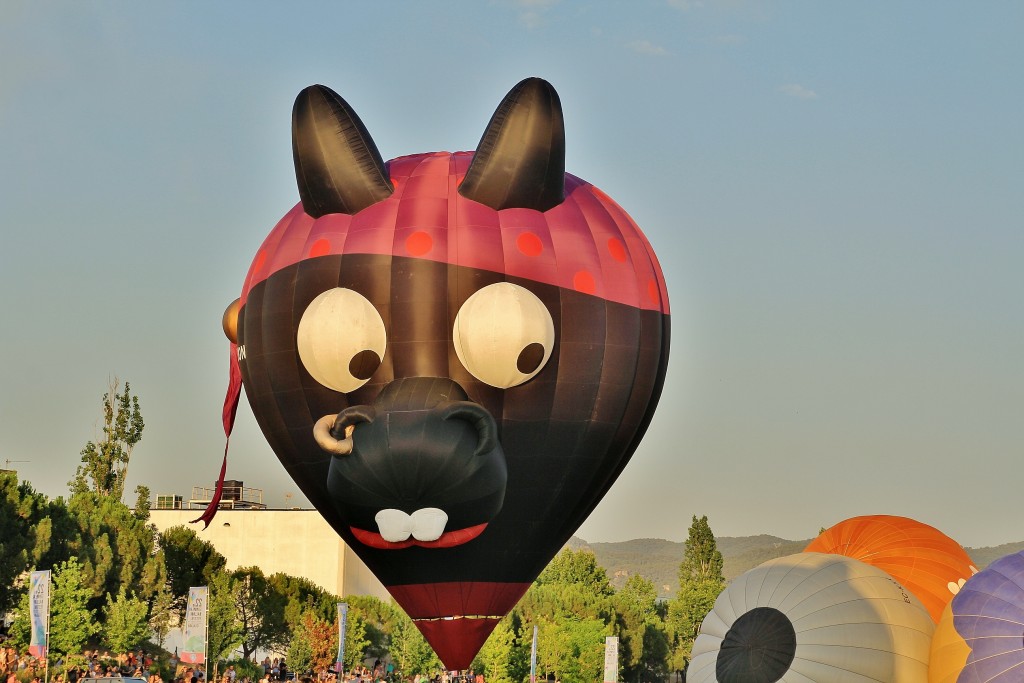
[689,553,934,683]
[805,515,977,621]
[929,551,1024,683]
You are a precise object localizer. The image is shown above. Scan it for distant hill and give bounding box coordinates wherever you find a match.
[964,541,1024,569]
[569,535,1024,600]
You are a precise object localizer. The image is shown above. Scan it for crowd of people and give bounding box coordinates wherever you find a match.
[0,647,165,683]
[0,646,485,683]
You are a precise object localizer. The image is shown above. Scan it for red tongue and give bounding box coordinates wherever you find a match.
[387,581,532,670]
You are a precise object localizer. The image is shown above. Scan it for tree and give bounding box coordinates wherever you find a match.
[341,608,369,673]
[70,379,144,502]
[134,484,152,521]
[615,574,669,683]
[0,472,50,614]
[288,622,314,675]
[64,491,166,616]
[665,515,725,679]
[516,548,618,683]
[231,567,289,660]
[103,586,150,652]
[161,525,228,619]
[9,557,100,655]
[207,571,244,669]
[51,557,102,654]
[387,610,441,676]
[288,611,338,676]
[537,548,616,598]
[148,582,175,648]
[472,616,520,683]
[535,614,610,683]
[344,595,399,662]
[270,572,337,629]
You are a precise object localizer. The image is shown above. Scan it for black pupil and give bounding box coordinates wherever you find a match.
[517,343,545,374]
[716,607,797,683]
[349,349,382,381]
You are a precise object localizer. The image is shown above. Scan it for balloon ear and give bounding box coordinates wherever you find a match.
[458,78,565,212]
[292,84,394,217]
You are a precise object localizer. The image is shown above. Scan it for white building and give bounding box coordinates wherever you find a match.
[149,507,390,602]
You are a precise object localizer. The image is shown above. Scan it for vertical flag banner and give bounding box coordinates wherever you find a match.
[181,586,209,664]
[28,570,50,659]
[335,602,348,674]
[603,636,619,683]
[529,625,538,683]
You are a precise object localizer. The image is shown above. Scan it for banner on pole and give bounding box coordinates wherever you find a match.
[28,570,50,659]
[334,602,348,673]
[603,636,619,683]
[529,625,538,683]
[181,586,209,664]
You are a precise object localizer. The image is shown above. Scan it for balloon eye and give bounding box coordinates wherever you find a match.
[454,283,555,389]
[297,288,386,393]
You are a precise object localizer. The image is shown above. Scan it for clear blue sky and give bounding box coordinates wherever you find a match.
[1,2,1021,547]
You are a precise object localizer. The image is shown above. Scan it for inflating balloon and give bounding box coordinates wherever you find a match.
[805,514,977,622]
[928,551,1024,683]
[688,553,934,683]
[213,78,670,668]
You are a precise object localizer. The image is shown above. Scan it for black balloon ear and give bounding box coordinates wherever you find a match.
[458,77,565,212]
[292,85,394,217]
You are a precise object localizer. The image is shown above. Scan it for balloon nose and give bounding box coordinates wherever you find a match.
[371,377,470,411]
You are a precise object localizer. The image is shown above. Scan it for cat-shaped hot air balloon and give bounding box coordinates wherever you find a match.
[215,78,670,668]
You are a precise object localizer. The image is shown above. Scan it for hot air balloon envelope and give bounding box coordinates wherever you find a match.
[929,551,1024,683]
[223,78,670,668]
[689,552,934,683]
[805,514,977,622]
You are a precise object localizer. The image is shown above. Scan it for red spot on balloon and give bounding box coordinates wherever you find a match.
[647,279,659,304]
[516,232,543,257]
[573,271,596,294]
[253,249,266,273]
[309,239,331,258]
[592,185,613,204]
[406,231,433,256]
[607,237,627,262]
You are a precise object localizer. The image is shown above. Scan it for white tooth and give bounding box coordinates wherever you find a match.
[374,509,412,542]
[410,508,448,542]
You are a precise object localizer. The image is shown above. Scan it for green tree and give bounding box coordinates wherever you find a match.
[287,613,315,675]
[344,595,397,662]
[10,558,100,655]
[515,548,619,683]
[207,571,244,669]
[231,567,289,660]
[161,525,228,619]
[103,586,150,652]
[50,557,101,654]
[70,379,144,502]
[472,616,519,683]
[537,548,616,598]
[615,574,669,683]
[148,582,175,648]
[387,610,441,676]
[535,615,610,683]
[0,472,50,614]
[341,608,369,672]
[64,491,166,616]
[666,515,725,679]
[134,484,152,521]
